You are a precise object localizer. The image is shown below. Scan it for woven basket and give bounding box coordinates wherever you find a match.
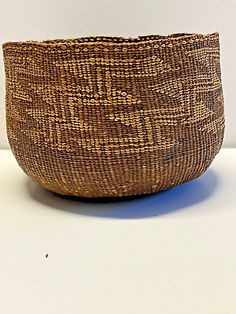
[2,32,225,198]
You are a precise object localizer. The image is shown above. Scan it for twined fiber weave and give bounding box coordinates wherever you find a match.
[2,32,225,197]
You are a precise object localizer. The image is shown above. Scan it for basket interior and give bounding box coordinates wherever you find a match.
[40,33,212,44]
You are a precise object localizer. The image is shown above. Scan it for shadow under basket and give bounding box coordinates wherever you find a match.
[2,32,225,198]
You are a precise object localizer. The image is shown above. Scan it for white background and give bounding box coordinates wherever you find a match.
[0,147,236,314]
[0,0,235,148]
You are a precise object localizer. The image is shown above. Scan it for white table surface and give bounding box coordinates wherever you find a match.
[0,148,235,314]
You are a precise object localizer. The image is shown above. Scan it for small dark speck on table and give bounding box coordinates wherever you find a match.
[45,254,48,258]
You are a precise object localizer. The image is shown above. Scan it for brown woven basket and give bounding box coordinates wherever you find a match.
[2,32,225,198]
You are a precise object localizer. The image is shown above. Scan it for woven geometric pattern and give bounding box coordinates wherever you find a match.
[2,32,225,197]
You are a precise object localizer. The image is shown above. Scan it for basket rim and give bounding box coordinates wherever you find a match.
[2,32,219,49]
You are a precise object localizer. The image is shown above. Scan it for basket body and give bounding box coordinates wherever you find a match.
[3,32,225,197]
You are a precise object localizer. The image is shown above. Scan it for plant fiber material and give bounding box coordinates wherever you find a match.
[2,32,225,197]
